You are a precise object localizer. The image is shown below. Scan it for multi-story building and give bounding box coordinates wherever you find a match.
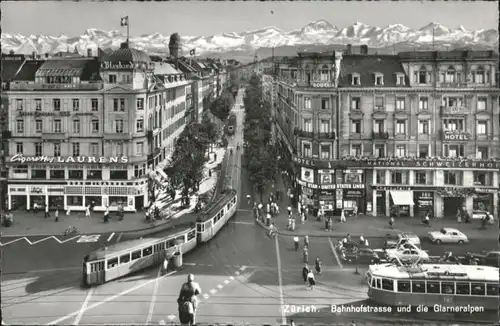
[272,48,500,219]
[3,43,194,212]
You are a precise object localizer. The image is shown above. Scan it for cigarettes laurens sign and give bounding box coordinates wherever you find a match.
[9,154,129,164]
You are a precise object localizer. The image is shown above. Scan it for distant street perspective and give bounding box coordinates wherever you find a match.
[1,2,499,326]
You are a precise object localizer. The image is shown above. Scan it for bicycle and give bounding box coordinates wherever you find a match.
[64,226,80,236]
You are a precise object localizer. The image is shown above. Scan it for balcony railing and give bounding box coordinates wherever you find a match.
[439,82,468,88]
[372,131,389,140]
[374,105,386,111]
[10,82,103,91]
[318,132,336,139]
[295,130,313,138]
[440,105,468,115]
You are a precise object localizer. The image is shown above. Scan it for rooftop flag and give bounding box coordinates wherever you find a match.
[120,16,129,27]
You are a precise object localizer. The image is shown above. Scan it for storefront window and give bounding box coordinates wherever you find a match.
[109,196,127,206]
[48,196,64,208]
[87,170,102,180]
[67,196,83,206]
[49,169,65,179]
[414,191,434,217]
[12,165,28,179]
[31,169,47,179]
[68,170,84,180]
[110,170,128,180]
[473,195,492,212]
[85,196,103,207]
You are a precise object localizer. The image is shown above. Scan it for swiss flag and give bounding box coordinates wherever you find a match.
[120,16,129,27]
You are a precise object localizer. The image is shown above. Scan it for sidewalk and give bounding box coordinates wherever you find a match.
[252,167,497,239]
[1,148,226,237]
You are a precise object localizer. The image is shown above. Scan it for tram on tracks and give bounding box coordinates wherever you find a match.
[83,189,238,286]
[366,263,499,310]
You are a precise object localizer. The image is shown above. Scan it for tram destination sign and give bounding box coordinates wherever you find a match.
[292,155,500,170]
[8,154,129,164]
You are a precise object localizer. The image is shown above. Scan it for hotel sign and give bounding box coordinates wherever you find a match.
[101,61,135,70]
[18,111,70,117]
[443,131,470,141]
[292,155,500,170]
[9,154,129,164]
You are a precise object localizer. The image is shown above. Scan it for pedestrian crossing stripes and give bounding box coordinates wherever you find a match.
[77,235,101,243]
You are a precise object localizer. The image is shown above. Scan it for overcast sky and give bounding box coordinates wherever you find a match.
[3,1,497,36]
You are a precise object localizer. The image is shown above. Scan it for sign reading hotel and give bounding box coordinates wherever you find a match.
[9,154,128,164]
[443,130,470,141]
[292,155,500,170]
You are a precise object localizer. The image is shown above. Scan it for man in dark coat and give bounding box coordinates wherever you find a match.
[302,264,310,283]
[177,274,201,324]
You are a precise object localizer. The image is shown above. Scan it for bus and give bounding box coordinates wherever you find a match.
[366,263,498,310]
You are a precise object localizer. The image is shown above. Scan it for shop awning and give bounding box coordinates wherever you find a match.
[390,191,414,206]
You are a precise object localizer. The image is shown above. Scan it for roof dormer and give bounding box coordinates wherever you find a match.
[351,73,361,86]
[395,73,405,86]
[374,72,384,86]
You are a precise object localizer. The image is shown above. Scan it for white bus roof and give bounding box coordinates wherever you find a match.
[369,264,498,282]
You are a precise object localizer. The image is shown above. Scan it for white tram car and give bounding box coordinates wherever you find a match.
[83,190,238,286]
[366,263,499,310]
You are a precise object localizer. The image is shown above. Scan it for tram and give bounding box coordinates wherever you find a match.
[225,114,236,135]
[83,189,238,286]
[366,263,499,310]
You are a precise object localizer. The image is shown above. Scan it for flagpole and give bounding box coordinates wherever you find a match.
[127,17,130,43]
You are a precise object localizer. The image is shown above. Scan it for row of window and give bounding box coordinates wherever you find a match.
[412,65,492,85]
[97,231,195,271]
[375,170,494,187]
[14,168,128,181]
[15,141,145,157]
[351,73,405,86]
[370,277,499,296]
[349,143,491,159]
[351,119,491,135]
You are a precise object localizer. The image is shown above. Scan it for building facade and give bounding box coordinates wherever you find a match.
[3,43,197,212]
[272,49,500,219]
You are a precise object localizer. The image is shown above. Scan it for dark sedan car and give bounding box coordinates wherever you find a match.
[340,248,381,264]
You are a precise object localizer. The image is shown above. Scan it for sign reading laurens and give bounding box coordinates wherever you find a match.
[9,154,128,164]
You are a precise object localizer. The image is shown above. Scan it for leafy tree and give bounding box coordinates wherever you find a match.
[201,111,218,152]
[210,90,234,121]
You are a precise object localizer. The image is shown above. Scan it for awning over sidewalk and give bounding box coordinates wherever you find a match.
[390,191,414,206]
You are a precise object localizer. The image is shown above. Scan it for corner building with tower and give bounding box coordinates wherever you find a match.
[2,42,212,212]
[272,46,500,219]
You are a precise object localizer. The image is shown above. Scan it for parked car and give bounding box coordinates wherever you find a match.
[428,227,469,244]
[384,233,421,249]
[475,251,500,267]
[385,247,430,264]
[341,248,381,264]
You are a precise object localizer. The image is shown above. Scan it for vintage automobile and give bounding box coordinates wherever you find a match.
[385,247,430,264]
[384,233,421,249]
[340,248,381,264]
[475,251,500,267]
[428,227,469,244]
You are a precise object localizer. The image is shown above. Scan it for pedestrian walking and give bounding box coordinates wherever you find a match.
[424,214,430,227]
[307,270,316,290]
[104,206,110,223]
[300,212,305,224]
[302,264,309,283]
[85,204,91,218]
[304,235,309,248]
[163,256,169,274]
[294,236,299,251]
[298,202,302,215]
[290,216,296,231]
[287,206,292,217]
[54,209,59,222]
[303,246,309,264]
[44,205,50,218]
[288,216,293,230]
[340,209,346,223]
[389,217,395,229]
[246,194,251,205]
[33,202,39,215]
[325,216,330,231]
[266,213,271,226]
[315,257,322,275]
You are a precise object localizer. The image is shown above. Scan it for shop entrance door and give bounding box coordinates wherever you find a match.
[443,197,463,218]
[135,196,144,211]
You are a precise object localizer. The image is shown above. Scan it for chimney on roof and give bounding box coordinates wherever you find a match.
[360,45,368,55]
[120,42,129,49]
[44,53,49,58]
[32,51,37,59]
[87,48,93,57]
[346,44,352,54]
[9,50,15,55]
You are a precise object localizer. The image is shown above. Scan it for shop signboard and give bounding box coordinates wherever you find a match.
[297,179,364,190]
[30,186,44,194]
[8,154,129,164]
[101,61,134,70]
[474,188,498,194]
[312,82,334,88]
[345,190,364,197]
[443,131,470,141]
[292,154,500,170]
[18,111,70,117]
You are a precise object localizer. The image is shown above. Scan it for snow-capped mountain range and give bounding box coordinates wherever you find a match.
[1,20,497,57]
